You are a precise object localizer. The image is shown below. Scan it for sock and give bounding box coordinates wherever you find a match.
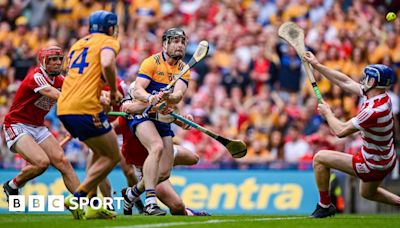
[8,178,19,189]
[74,190,88,198]
[319,191,331,207]
[87,188,97,198]
[144,189,157,206]
[127,185,143,201]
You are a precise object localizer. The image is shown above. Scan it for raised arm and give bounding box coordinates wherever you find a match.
[303,51,361,96]
[318,101,358,138]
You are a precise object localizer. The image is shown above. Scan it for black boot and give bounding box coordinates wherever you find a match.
[310,203,336,218]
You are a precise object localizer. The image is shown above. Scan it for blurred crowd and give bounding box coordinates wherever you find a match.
[0,0,399,170]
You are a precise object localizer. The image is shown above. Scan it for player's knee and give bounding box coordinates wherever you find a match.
[35,158,50,172]
[313,150,328,165]
[53,155,69,168]
[189,153,200,165]
[149,144,163,159]
[360,188,376,200]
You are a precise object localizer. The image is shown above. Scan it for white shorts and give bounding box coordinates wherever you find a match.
[3,123,51,153]
[117,134,123,149]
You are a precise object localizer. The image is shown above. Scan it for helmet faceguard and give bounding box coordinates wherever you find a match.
[37,46,64,77]
[89,10,118,37]
[162,28,187,61]
[361,64,396,94]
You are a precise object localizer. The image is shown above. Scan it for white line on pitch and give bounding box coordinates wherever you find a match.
[110,216,307,228]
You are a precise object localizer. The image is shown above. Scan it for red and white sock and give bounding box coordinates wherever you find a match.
[318,190,331,208]
[8,178,19,190]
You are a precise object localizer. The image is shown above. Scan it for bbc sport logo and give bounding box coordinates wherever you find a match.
[8,195,124,212]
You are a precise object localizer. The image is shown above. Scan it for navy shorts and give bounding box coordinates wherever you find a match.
[128,114,174,138]
[58,112,112,141]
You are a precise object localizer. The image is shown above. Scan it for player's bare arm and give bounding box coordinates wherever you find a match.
[38,86,61,100]
[101,49,122,103]
[121,101,147,114]
[318,101,358,138]
[303,51,361,95]
[165,80,187,104]
[133,77,163,105]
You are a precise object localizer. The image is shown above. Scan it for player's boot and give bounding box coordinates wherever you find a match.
[121,187,134,215]
[310,203,336,218]
[64,194,85,220]
[3,181,19,202]
[144,203,167,216]
[85,205,117,220]
[186,208,211,216]
[134,198,145,214]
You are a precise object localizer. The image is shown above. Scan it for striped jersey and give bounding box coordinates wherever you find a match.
[351,93,396,171]
[4,67,64,126]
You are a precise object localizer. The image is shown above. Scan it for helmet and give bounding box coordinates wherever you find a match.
[89,10,118,35]
[37,46,64,76]
[162,28,187,43]
[363,64,396,89]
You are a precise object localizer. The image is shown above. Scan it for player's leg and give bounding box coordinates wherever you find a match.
[40,134,80,193]
[311,150,355,218]
[3,135,50,199]
[135,121,163,191]
[82,130,120,194]
[173,145,199,166]
[119,152,137,187]
[359,180,400,205]
[99,178,112,197]
[156,179,210,216]
[81,132,120,219]
[134,121,165,215]
[119,156,145,214]
[87,150,112,198]
[158,136,174,183]
[156,179,186,215]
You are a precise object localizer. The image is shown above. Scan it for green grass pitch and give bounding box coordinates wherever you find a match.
[0,214,400,228]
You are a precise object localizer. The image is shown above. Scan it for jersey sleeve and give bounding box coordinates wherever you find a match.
[178,61,190,86]
[138,57,156,81]
[351,108,377,130]
[101,37,120,56]
[31,72,50,93]
[179,70,190,86]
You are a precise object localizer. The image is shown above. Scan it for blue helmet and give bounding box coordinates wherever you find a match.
[363,64,396,89]
[89,10,118,35]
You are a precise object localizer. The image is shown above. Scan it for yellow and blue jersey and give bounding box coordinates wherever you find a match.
[57,33,120,115]
[138,52,190,94]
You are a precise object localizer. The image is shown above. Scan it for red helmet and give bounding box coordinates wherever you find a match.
[37,46,64,76]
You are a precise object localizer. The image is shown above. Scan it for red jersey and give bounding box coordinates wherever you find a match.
[118,116,148,166]
[351,93,396,171]
[4,67,63,126]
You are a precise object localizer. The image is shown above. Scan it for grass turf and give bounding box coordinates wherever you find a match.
[0,214,399,228]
